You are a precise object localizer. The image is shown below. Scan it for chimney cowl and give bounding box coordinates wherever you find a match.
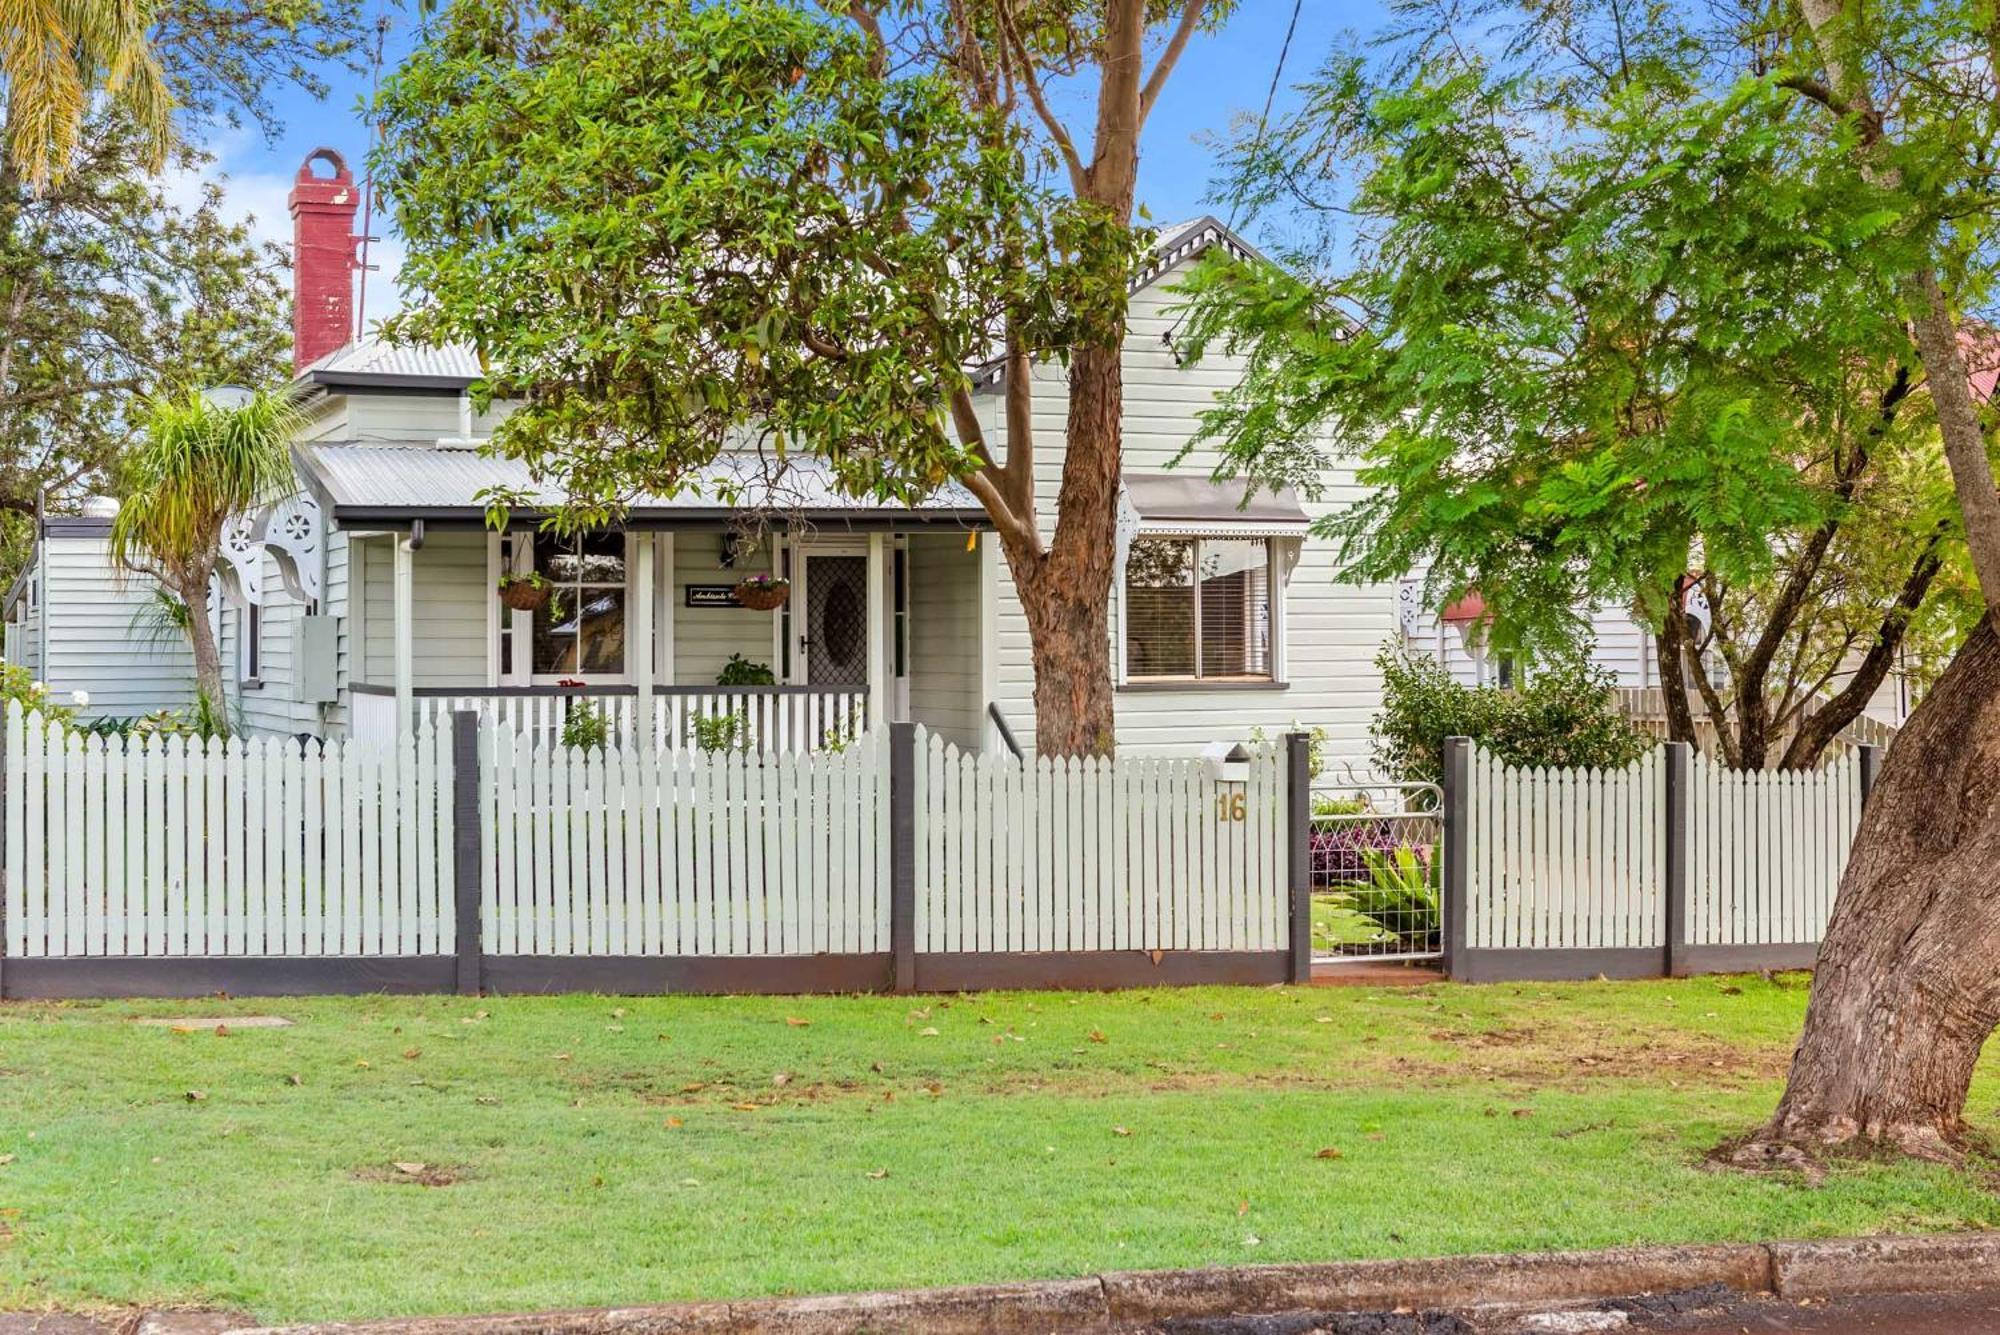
[289,147,361,374]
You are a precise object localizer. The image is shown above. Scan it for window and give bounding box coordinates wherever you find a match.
[1124,536,1275,682]
[531,532,626,677]
[240,602,263,682]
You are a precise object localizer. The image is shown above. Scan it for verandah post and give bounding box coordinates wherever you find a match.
[889,720,917,994]
[1440,736,1470,979]
[1286,732,1311,984]
[1663,741,1692,978]
[451,709,482,996]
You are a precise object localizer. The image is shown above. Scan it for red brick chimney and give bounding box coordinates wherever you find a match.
[289,147,360,373]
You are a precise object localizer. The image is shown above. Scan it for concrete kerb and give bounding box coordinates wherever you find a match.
[205,1233,2000,1335]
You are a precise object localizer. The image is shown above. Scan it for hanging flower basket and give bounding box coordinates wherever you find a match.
[733,575,790,611]
[497,575,552,613]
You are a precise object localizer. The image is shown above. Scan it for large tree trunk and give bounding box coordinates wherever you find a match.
[1011,341,1124,757]
[1750,615,2000,1159]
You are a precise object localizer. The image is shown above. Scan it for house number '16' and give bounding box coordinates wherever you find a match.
[1215,791,1248,823]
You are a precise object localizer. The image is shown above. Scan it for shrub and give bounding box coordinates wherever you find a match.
[1370,644,1651,786]
[690,711,745,754]
[716,654,776,687]
[561,699,611,750]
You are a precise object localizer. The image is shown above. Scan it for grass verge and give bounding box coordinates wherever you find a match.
[0,974,1995,1321]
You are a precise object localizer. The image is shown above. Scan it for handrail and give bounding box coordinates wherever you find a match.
[987,701,1024,762]
[352,681,864,698]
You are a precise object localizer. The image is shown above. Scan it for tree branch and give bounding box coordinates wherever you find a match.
[994,0,1088,196]
[1138,0,1206,129]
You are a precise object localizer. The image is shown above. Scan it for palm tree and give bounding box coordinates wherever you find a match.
[110,387,298,732]
[2,0,172,191]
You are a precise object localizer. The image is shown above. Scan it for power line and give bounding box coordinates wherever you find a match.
[1229,0,1305,230]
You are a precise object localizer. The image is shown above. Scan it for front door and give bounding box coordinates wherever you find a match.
[798,552,869,686]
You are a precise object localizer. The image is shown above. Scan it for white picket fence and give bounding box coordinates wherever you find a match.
[1460,743,1865,962]
[2,704,454,958]
[1463,747,1667,951]
[1688,753,1862,947]
[480,728,889,957]
[913,728,1288,953]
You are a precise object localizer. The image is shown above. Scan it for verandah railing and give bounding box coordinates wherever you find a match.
[350,684,867,754]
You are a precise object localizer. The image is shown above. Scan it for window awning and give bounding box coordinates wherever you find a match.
[1119,472,1311,538]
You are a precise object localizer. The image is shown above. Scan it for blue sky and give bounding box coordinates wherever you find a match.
[195,2,1383,330]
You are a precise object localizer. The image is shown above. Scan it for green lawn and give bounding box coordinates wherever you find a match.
[2,976,1997,1322]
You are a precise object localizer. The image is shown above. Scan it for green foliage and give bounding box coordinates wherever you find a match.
[1310,794,1369,817]
[0,1,366,589]
[111,387,299,586]
[689,711,745,755]
[0,661,77,727]
[1346,844,1440,951]
[374,0,1087,531]
[1371,646,1653,786]
[716,654,776,687]
[1174,13,1948,668]
[560,699,611,751]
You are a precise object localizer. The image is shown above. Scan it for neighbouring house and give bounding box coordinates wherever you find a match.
[3,498,197,722]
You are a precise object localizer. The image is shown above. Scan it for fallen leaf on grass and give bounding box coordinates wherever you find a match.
[393,1161,428,1176]
[283,1074,302,1087]
[731,1102,760,1112]
[1314,1147,1344,1160]
[0,1154,14,1166]
[402,1048,421,1061]
[1089,1029,1107,1044]
[866,1169,888,1180]
[772,1072,792,1087]
[1512,1108,1534,1118]
[1112,1126,1132,1138]
[919,1026,940,1037]
[553,1052,572,1062]
[213,1025,230,1038]
[785,1016,811,1028]
[663,1117,683,1128]
[1237,1199,1250,1217]
[355,1059,371,1069]
[183,1090,207,1103]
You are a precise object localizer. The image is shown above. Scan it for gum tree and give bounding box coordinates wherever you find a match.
[1183,0,2000,1156]
[374,0,1229,757]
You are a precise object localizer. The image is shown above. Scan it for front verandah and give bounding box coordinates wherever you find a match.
[345,525,998,752]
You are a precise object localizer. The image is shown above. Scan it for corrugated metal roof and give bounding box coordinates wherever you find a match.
[294,442,984,522]
[298,340,482,383]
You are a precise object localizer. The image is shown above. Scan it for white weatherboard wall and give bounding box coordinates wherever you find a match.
[905,532,983,748]
[3,705,454,958]
[914,729,1287,953]
[36,533,196,720]
[980,258,1399,759]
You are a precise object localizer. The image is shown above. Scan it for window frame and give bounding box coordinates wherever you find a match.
[239,601,263,684]
[527,530,634,684]
[1118,533,1285,688]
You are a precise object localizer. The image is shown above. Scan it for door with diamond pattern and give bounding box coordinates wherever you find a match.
[798,553,869,686]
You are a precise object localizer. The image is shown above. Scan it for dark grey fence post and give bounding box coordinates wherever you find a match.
[0,706,8,1001]
[1286,732,1312,984]
[1858,743,1884,809]
[1440,736,1470,979]
[1663,741,1691,978]
[451,710,482,996]
[889,721,917,994]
